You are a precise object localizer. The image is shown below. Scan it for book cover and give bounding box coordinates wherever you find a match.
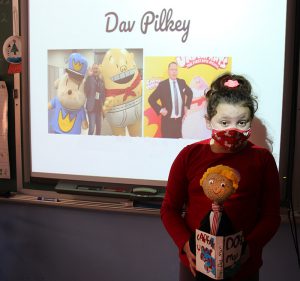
[195,229,243,280]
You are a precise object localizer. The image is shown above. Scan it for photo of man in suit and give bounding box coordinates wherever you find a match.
[148,62,193,138]
[84,64,105,135]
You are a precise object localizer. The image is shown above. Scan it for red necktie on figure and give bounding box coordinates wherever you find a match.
[211,203,223,235]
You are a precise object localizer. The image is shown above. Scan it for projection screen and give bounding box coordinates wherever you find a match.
[28,0,288,186]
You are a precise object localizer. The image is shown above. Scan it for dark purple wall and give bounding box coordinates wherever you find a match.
[0,202,299,281]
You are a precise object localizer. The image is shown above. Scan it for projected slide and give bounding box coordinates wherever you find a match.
[29,0,287,185]
[48,49,143,137]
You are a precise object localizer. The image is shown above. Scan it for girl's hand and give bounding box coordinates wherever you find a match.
[183,240,196,277]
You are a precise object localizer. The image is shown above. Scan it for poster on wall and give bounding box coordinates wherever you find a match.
[29,0,287,185]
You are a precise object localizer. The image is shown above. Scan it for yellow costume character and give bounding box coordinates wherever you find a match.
[100,49,142,136]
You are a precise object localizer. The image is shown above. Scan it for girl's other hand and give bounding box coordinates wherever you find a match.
[183,240,196,277]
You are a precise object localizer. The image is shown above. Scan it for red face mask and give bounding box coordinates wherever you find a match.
[212,128,251,151]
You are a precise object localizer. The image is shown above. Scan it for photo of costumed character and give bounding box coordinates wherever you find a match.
[100,49,142,136]
[48,53,88,134]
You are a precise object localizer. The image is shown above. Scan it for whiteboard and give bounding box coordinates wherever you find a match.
[28,0,287,185]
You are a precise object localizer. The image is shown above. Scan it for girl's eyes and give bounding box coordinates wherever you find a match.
[219,120,248,127]
[238,120,248,126]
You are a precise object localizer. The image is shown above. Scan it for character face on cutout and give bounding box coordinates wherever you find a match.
[56,73,86,110]
[200,165,240,204]
[100,49,139,90]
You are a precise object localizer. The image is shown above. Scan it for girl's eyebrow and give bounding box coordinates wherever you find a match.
[219,113,249,119]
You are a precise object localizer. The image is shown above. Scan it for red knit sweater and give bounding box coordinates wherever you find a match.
[160,140,281,280]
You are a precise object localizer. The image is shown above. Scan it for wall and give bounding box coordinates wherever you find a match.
[0,202,177,281]
[0,202,299,281]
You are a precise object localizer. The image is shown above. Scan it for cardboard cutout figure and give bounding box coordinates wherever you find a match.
[100,49,142,136]
[190,165,244,281]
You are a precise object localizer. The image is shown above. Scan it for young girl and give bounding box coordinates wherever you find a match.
[160,73,281,281]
